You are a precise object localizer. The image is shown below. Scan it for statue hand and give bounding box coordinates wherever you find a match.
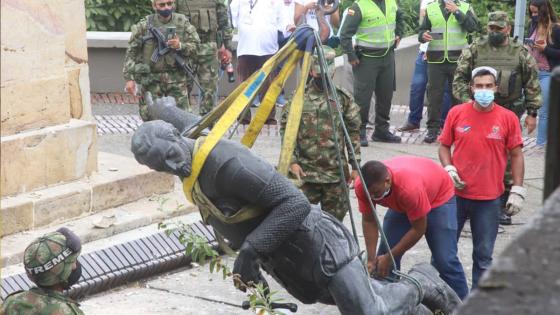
[232,242,268,292]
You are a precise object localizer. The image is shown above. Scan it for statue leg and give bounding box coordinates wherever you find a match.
[408,263,462,314]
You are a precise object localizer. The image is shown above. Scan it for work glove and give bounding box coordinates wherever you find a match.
[232,242,268,292]
[444,165,466,190]
[505,185,526,216]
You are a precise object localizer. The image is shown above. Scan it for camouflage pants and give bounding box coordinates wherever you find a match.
[187,42,219,116]
[139,76,190,121]
[301,182,349,221]
[501,102,523,208]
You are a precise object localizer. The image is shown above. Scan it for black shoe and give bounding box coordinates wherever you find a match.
[397,121,420,132]
[423,129,439,144]
[360,128,369,147]
[499,209,512,225]
[371,130,401,143]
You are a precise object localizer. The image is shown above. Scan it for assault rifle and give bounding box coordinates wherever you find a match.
[145,24,204,94]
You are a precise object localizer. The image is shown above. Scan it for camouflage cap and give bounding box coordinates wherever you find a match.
[312,46,336,75]
[488,11,510,28]
[24,229,81,287]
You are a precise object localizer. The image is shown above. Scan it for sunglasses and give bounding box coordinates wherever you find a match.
[156,1,174,8]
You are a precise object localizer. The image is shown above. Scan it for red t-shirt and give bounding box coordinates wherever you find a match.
[354,156,455,221]
[439,102,523,200]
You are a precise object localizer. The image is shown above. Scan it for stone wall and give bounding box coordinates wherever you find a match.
[1,0,97,197]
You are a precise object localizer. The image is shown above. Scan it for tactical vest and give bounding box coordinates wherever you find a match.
[176,0,218,43]
[426,1,470,63]
[355,0,397,57]
[474,37,524,105]
[142,14,187,72]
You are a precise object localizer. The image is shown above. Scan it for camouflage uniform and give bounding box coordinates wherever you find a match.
[2,287,84,315]
[123,13,200,120]
[281,85,362,221]
[452,11,541,223]
[176,0,233,116]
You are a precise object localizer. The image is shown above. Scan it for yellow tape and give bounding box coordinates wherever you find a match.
[183,39,303,202]
[277,52,313,175]
[241,51,303,148]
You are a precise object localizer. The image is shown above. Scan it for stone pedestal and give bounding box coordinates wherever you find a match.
[1,0,96,197]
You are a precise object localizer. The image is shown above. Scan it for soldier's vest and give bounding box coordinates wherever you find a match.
[176,0,218,44]
[141,14,188,72]
[426,1,470,63]
[354,0,397,57]
[474,37,524,106]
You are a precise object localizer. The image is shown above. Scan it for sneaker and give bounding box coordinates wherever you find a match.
[499,209,512,225]
[371,130,401,143]
[360,128,369,147]
[397,121,420,132]
[276,93,287,107]
[423,129,439,144]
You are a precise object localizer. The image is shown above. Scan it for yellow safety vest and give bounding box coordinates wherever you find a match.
[426,1,469,63]
[355,0,398,57]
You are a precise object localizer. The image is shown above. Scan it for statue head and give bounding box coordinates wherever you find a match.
[131,120,193,178]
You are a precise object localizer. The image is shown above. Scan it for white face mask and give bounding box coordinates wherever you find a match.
[372,187,391,201]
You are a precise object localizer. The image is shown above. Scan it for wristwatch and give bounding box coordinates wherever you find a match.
[527,109,538,118]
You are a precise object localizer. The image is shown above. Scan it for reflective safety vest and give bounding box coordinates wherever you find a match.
[355,0,397,57]
[426,1,470,63]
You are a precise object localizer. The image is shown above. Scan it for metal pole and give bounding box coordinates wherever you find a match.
[544,67,560,200]
[513,0,527,39]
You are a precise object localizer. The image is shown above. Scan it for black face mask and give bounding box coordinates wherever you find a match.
[488,31,507,46]
[531,15,539,23]
[157,8,173,18]
[312,77,325,91]
[64,262,82,289]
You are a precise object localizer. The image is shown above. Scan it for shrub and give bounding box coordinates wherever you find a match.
[85,0,152,32]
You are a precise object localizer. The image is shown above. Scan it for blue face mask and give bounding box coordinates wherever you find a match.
[473,89,494,107]
[157,8,173,17]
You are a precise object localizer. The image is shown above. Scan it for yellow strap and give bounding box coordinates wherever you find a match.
[277,51,313,175]
[241,50,303,148]
[183,39,302,202]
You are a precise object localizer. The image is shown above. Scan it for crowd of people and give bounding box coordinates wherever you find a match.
[3,0,558,313]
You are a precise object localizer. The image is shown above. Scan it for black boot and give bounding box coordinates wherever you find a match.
[408,263,462,314]
[360,127,369,147]
[371,129,401,143]
[423,129,439,144]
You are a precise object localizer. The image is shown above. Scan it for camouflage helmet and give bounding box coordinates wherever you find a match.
[487,11,510,28]
[24,227,81,287]
[312,45,336,76]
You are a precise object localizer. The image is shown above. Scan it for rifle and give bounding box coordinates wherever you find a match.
[144,22,205,94]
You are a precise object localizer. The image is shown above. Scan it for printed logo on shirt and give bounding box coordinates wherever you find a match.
[487,125,503,140]
[456,125,471,133]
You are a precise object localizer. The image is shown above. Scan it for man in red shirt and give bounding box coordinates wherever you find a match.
[438,66,526,289]
[355,156,469,299]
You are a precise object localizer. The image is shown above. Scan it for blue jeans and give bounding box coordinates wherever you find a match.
[378,196,469,299]
[407,52,452,127]
[537,70,551,145]
[456,196,501,289]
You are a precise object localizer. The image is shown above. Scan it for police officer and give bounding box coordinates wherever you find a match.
[2,228,84,315]
[418,0,478,143]
[123,0,200,121]
[280,46,361,221]
[452,11,541,225]
[339,0,405,146]
[176,0,234,116]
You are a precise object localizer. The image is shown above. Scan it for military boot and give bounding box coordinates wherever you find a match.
[360,127,369,147]
[408,263,462,314]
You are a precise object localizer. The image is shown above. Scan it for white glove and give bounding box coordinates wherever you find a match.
[505,185,526,216]
[444,165,466,190]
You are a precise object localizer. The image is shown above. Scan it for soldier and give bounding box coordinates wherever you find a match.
[339,0,405,146]
[418,0,479,143]
[2,228,84,315]
[452,11,541,225]
[123,0,200,121]
[176,0,234,116]
[280,46,361,221]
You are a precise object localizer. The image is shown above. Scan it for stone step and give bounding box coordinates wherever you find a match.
[0,151,175,237]
[1,185,197,269]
